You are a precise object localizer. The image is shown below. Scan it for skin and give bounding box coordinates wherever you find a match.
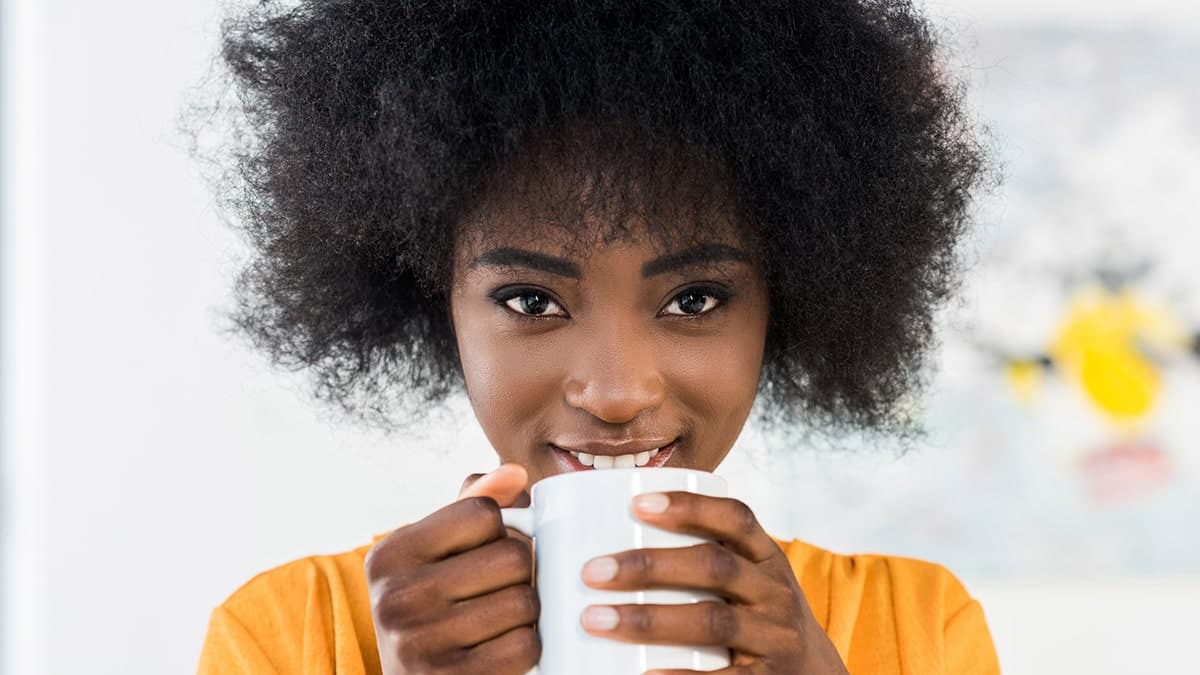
[364,203,849,673]
[448,215,768,485]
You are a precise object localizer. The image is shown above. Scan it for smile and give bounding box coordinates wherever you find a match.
[550,438,679,471]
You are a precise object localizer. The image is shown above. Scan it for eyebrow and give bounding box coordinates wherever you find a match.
[469,243,753,279]
[470,247,582,279]
[641,243,754,277]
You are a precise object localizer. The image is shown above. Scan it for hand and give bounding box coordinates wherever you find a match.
[578,492,848,674]
[364,464,540,674]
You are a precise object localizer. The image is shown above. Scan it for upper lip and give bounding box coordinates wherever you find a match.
[551,437,678,456]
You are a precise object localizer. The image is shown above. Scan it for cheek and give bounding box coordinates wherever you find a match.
[679,334,763,405]
[453,312,562,427]
[670,317,768,424]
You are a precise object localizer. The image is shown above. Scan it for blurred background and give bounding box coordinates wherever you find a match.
[3,0,1198,673]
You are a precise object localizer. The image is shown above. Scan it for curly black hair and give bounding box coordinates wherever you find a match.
[183,0,993,440]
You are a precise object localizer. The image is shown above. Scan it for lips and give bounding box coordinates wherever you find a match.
[553,438,677,455]
[550,437,679,472]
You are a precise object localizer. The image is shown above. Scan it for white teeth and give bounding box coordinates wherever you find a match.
[566,443,671,469]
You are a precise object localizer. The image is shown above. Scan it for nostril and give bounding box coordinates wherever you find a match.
[563,384,667,424]
[561,350,667,423]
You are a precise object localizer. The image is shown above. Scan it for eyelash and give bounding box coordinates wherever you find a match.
[488,284,735,322]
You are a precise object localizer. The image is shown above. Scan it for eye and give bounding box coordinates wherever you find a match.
[491,287,569,318]
[660,285,732,317]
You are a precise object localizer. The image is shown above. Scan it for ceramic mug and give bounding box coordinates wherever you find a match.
[501,467,732,674]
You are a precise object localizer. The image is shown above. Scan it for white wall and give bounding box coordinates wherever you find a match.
[3,1,1198,673]
[922,0,1200,29]
[973,577,1200,674]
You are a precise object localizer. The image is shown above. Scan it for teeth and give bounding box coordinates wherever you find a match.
[568,445,666,469]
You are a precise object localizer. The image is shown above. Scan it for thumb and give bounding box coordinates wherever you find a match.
[457,463,529,508]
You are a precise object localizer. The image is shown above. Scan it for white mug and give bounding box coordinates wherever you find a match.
[501,467,732,675]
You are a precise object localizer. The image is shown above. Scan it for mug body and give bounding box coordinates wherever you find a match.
[527,467,730,674]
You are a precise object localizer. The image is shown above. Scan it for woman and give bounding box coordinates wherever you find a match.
[192,0,998,672]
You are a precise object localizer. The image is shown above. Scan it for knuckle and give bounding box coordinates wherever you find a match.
[362,546,384,582]
[622,548,654,580]
[363,535,398,582]
[504,626,542,666]
[702,602,739,643]
[375,579,430,627]
[363,524,419,582]
[730,499,757,533]
[701,543,740,586]
[495,537,533,571]
[673,491,700,519]
[626,606,655,635]
[393,628,435,670]
[515,626,542,658]
[511,584,539,620]
[461,495,503,525]
[431,656,467,675]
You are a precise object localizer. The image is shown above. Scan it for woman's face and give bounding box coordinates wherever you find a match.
[448,210,770,486]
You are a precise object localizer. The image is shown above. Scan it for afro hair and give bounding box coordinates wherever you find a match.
[183,0,993,440]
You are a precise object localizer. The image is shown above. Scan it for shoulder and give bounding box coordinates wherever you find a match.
[218,538,377,615]
[770,536,999,674]
[198,536,385,674]
[771,536,975,618]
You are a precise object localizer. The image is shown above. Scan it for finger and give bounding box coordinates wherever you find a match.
[458,463,529,506]
[631,493,780,563]
[461,464,533,547]
[458,468,530,504]
[367,495,507,572]
[580,601,785,656]
[580,542,773,605]
[371,535,533,628]
[436,536,533,602]
[415,583,539,652]
[451,625,541,675]
[372,463,529,568]
[459,473,485,495]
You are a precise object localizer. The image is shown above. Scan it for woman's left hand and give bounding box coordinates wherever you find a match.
[579,491,849,674]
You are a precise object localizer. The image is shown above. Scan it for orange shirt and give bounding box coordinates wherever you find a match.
[197,533,1001,674]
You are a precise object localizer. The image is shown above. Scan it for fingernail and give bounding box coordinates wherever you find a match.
[581,605,619,631]
[633,492,670,513]
[582,556,619,583]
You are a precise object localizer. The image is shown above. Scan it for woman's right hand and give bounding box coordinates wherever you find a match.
[365,463,540,674]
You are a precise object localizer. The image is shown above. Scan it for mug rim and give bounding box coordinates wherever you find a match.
[530,466,726,491]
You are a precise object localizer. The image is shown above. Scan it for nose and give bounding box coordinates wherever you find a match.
[562,321,667,424]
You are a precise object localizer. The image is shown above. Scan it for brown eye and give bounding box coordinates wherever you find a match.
[491,288,568,318]
[662,285,730,317]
